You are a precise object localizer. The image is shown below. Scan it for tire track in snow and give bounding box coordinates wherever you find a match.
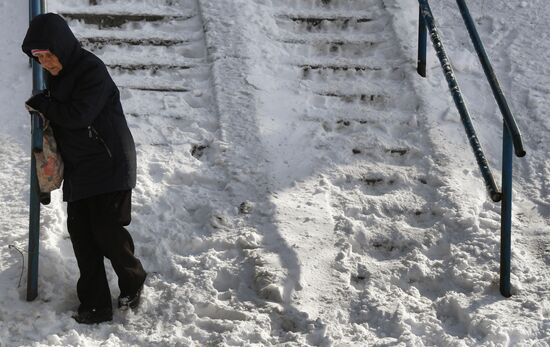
[197,0,327,344]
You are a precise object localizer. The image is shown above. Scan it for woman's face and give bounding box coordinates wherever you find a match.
[33,51,63,76]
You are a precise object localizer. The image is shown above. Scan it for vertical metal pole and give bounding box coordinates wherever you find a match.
[27,113,41,302]
[417,6,427,77]
[27,0,45,302]
[500,123,513,297]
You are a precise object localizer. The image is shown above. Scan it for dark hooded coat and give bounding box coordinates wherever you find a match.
[22,13,136,202]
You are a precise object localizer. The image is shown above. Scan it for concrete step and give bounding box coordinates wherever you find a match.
[111,69,209,94]
[275,14,387,34]
[302,109,417,126]
[279,15,374,25]
[80,36,190,46]
[277,36,391,47]
[315,92,386,104]
[300,64,383,73]
[280,39,401,60]
[91,44,205,66]
[275,37,394,67]
[298,64,406,83]
[52,0,193,9]
[59,12,195,28]
[272,0,383,12]
[87,0,193,7]
[129,115,216,147]
[120,86,190,92]
[273,7,392,49]
[121,88,211,118]
[106,63,197,72]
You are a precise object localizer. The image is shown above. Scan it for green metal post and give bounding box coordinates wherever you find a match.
[27,0,45,302]
[500,123,513,297]
[418,6,427,77]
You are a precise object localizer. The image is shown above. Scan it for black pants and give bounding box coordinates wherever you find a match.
[67,190,146,311]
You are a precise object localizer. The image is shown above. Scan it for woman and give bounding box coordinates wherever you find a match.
[22,13,147,324]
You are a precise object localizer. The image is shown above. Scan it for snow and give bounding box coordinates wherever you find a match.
[1,0,549,346]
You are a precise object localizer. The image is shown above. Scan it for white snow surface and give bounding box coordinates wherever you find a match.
[1,0,549,346]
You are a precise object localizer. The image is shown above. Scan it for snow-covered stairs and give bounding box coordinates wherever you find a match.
[221,0,456,342]
[3,1,549,345]
[52,1,208,121]
[33,0,516,344]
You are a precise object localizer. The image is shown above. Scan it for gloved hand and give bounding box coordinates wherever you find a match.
[25,91,49,114]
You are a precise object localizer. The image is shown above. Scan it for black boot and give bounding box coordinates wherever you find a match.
[72,307,113,324]
[40,192,51,205]
[118,283,144,310]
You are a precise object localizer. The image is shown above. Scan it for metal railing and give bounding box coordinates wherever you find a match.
[27,0,46,301]
[417,0,526,297]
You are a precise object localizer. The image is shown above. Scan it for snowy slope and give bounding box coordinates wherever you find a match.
[0,0,548,346]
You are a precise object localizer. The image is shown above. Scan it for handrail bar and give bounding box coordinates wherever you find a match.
[456,0,526,158]
[418,0,501,202]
